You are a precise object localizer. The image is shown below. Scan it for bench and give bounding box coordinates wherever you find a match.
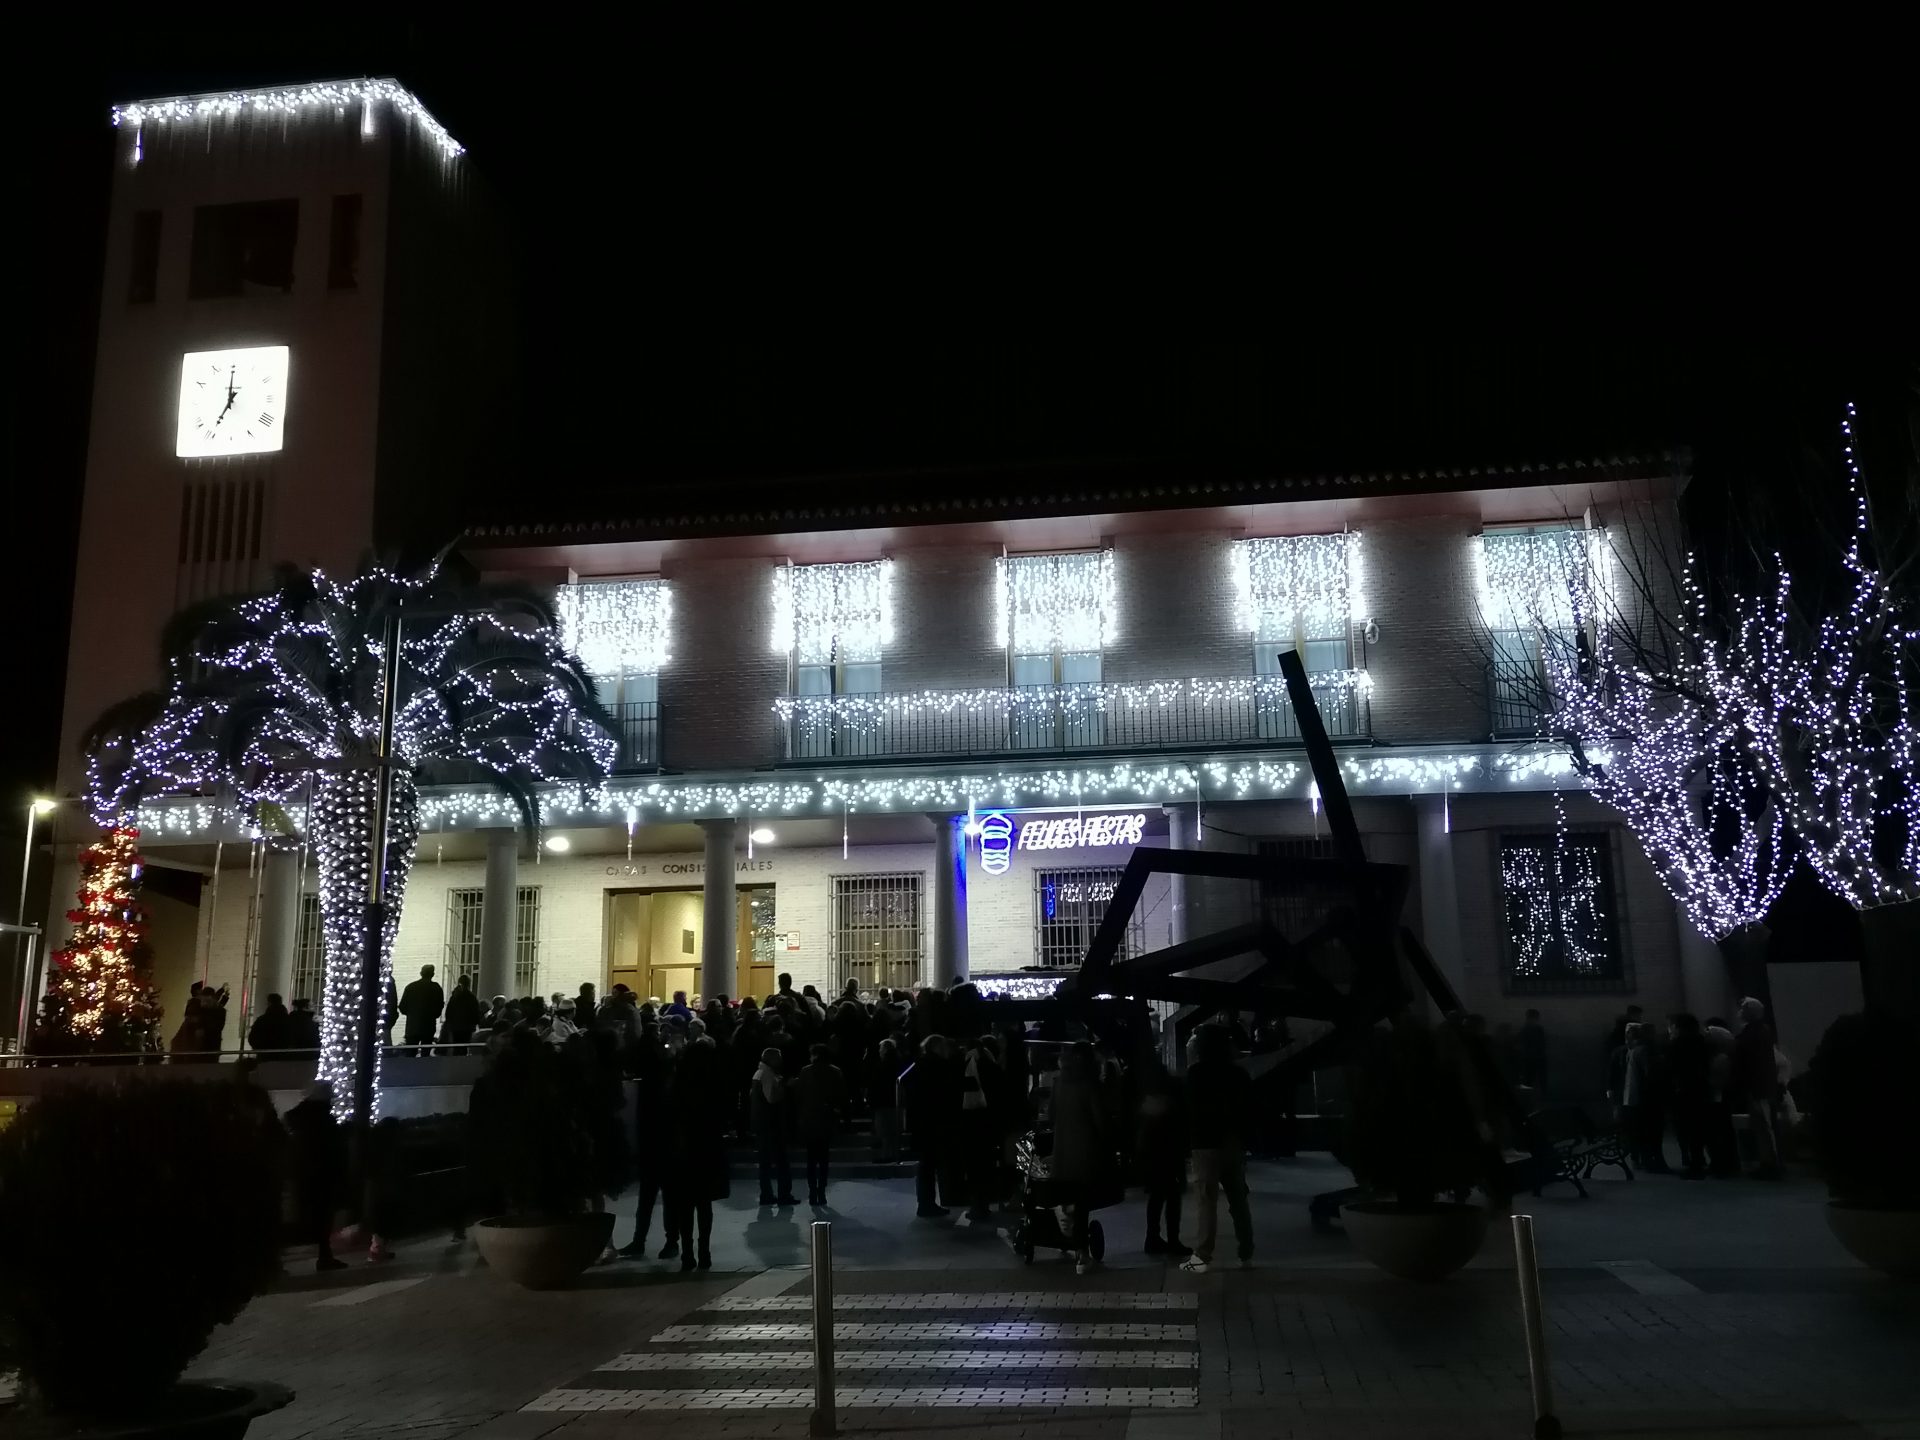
[1520,1105,1634,1198]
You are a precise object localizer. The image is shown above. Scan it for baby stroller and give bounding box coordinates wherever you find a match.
[1011,1127,1122,1265]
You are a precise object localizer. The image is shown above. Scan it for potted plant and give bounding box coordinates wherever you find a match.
[467,1034,623,1288]
[1339,1015,1502,1280]
[1808,1011,1920,1280]
[0,1079,290,1437]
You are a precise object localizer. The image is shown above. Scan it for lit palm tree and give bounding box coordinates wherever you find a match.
[86,556,616,1114]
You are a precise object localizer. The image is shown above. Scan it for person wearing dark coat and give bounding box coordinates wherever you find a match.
[791,1044,848,1205]
[903,1035,960,1217]
[621,1027,672,1256]
[666,1035,731,1269]
[285,1081,346,1270]
[1666,1013,1712,1177]
[1050,1043,1113,1273]
[383,976,399,1045]
[1734,997,1783,1177]
[441,975,483,1052]
[1136,1053,1191,1257]
[867,1038,907,1161]
[1182,1025,1254,1273]
[248,993,292,1054]
[750,1047,798,1206]
[286,997,320,1057]
[399,965,445,1049]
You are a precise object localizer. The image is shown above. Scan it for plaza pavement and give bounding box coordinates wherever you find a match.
[185,1155,1920,1440]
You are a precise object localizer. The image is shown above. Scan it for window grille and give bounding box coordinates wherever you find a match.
[445,885,542,995]
[291,893,325,1008]
[1500,831,1629,994]
[1033,866,1141,970]
[830,872,923,992]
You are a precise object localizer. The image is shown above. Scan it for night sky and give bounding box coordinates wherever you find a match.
[9,20,1912,875]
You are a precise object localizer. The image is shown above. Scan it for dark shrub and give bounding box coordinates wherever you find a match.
[1344,1015,1499,1206]
[0,1078,284,1416]
[1808,1012,1920,1208]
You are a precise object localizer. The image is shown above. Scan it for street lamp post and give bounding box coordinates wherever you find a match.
[14,798,58,1045]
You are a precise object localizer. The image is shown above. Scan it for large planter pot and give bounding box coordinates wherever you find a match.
[3,1380,292,1439]
[1341,1201,1490,1281]
[1827,1202,1920,1280]
[473,1211,615,1289]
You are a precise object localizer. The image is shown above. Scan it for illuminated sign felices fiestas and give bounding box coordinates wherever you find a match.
[1017,812,1147,851]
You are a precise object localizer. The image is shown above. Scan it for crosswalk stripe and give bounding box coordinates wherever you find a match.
[526,1386,1199,1411]
[1597,1260,1701,1295]
[597,1350,1198,1372]
[654,1322,1195,1343]
[703,1292,1198,1312]
[310,1277,427,1307]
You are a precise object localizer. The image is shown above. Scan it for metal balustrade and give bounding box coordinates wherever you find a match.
[1487,658,1550,739]
[613,700,661,772]
[780,673,1371,763]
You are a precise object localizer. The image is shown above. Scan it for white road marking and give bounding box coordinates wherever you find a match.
[597,1349,1198,1372]
[311,1276,427,1307]
[1596,1260,1701,1295]
[655,1321,1195,1343]
[526,1386,1198,1411]
[704,1292,1198,1311]
[712,1267,807,1303]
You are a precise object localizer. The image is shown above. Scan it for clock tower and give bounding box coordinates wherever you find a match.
[54,80,509,797]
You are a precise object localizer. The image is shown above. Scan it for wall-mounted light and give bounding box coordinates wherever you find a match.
[749,827,776,845]
[544,835,571,853]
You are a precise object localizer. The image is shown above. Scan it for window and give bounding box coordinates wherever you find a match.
[1257,836,1358,991]
[189,198,298,298]
[445,885,542,995]
[291,893,325,1009]
[830,873,923,991]
[558,578,671,770]
[1480,526,1603,738]
[1499,832,1628,994]
[775,561,892,758]
[1235,534,1359,739]
[998,551,1114,748]
[128,209,162,303]
[327,194,362,290]
[1034,866,1142,969]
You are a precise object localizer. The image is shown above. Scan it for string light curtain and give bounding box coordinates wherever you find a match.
[1500,830,1623,989]
[1480,527,1607,632]
[1232,533,1360,640]
[557,579,672,676]
[996,551,1115,652]
[771,560,894,664]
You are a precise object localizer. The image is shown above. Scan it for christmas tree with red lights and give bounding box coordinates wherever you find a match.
[36,826,163,1055]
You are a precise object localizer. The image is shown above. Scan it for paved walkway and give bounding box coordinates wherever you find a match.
[183,1157,1920,1440]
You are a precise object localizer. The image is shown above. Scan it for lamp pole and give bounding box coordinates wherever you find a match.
[14,798,57,1044]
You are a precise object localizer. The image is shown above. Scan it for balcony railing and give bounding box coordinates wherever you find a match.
[775,673,1371,763]
[612,700,661,772]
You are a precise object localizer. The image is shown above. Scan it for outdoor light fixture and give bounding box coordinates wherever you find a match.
[749,827,776,845]
[31,798,58,816]
[544,835,571,853]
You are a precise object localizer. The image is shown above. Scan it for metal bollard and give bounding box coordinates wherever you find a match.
[1510,1213,1561,1440]
[809,1220,837,1438]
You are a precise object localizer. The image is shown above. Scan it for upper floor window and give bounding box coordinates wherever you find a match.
[997,550,1113,687]
[1480,525,1605,736]
[189,198,298,298]
[1234,533,1359,680]
[772,559,892,696]
[559,578,670,769]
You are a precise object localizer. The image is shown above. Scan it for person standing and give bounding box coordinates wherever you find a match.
[621,1020,673,1256]
[285,1081,346,1271]
[959,1035,1005,1221]
[441,974,482,1052]
[904,1035,959,1217]
[1050,1043,1113,1275]
[383,975,399,1046]
[573,983,597,1031]
[1702,1017,1741,1177]
[752,1047,799,1206]
[248,993,292,1054]
[667,1034,730,1270]
[1735,996,1784,1178]
[399,965,445,1050]
[1667,1013,1711,1177]
[792,1043,847,1206]
[1516,1008,1549,1094]
[1182,1025,1254,1274]
[286,997,321,1058]
[867,1037,906,1161]
[1136,1052,1191,1258]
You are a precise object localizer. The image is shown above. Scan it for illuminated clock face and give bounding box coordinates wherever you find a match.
[175,346,289,457]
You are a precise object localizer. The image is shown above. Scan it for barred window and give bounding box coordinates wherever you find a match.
[291,893,325,1008]
[1500,832,1629,994]
[1034,866,1141,969]
[445,886,542,996]
[830,873,923,992]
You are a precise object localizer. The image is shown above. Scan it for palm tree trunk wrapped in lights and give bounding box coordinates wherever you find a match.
[82,554,617,1117]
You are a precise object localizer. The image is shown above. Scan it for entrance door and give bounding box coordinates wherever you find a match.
[607,891,650,997]
[607,884,776,1005]
[736,886,776,999]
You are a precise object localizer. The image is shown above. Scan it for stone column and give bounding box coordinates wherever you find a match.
[253,845,302,1007]
[930,813,969,988]
[1412,795,1467,1008]
[700,818,738,1001]
[478,828,519,1001]
[1163,802,1194,947]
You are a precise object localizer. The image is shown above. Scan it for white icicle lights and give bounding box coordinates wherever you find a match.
[996,551,1115,652]
[113,78,464,159]
[1232,532,1363,639]
[771,560,894,664]
[85,560,616,1115]
[558,578,672,676]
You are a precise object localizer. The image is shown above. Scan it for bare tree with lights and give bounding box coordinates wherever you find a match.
[84,557,617,1116]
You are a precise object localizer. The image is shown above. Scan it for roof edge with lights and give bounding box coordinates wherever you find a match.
[112,77,463,159]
